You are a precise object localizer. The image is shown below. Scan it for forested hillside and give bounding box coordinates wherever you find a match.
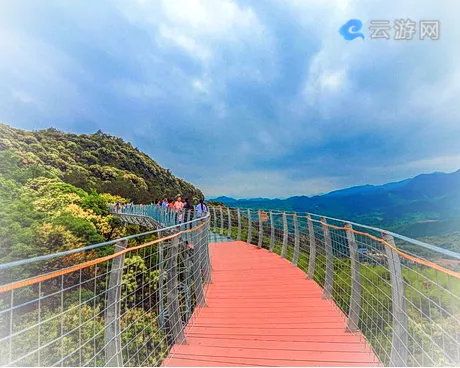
[0,123,203,264]
[0,123,203,202]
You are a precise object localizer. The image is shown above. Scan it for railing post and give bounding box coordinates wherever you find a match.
[382,232,408,366]
[220,207,224,235]
[345,223,361,332]
[192,237,206,307]
[212,206,217,232]
[105,239,127,367]
[281,212,288,258]
[321,217,333,299]
[197,216,211,284]
[183,242,192,320]
[292,214,300,266]
[269,211,275,252]
[247,209,252,244]
[258,210,263,248]
[237,208,242,240]
[227,207,232,238]
[158,240,165,329]
[166,236,185,344]
[203,218,212,284]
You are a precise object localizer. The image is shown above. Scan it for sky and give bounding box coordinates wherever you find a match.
[1,0,460,198]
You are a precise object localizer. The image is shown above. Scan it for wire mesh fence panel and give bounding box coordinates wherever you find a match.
[253,209,260,246]
[296,215,311,272]
[259,211,271,250]
[0,207,211,367]
[269,212,285,257]
[219,207,226,236]
[207,206,460,367]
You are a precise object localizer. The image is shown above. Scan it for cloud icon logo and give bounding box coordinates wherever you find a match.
[339,19,365,40]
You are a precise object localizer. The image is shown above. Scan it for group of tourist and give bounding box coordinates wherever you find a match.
[113,201,134,213]
[113,197,208,218]
[154,197,208,217]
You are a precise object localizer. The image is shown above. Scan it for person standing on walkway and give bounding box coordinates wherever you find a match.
[195,200,207,217]
[161,198,169,208]
[174,196,184,211]
[183,198,192,210]
[174,196,184,222]
[183,198,194,220]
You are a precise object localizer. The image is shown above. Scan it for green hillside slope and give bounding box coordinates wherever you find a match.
[0,123,203,265]
[0,123,203,202]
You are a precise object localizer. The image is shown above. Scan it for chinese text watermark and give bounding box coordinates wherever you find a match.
[339,19,440,41]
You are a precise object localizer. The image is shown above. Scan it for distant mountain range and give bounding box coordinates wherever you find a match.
[209,170,460,236]
[212,196,273,203]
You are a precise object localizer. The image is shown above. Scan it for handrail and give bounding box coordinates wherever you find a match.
[207,205,460,367]
[0,220,208,293]
[0,209,210,270]
[1,203,458,367]
[0,206,212,368]
[208,205,460,260]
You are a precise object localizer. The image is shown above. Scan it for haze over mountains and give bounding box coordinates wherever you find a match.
[210,169,460,237]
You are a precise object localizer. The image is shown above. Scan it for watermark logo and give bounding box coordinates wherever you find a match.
[339,19,365,41]
[420,21,440,40]
[340,19,440,40]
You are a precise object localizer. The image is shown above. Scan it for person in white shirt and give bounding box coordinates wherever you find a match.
[195,200,207,217]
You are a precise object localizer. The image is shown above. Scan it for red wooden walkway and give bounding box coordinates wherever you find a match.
[164,241,380,367]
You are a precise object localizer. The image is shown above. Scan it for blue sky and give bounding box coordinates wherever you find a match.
[1,0,459,198]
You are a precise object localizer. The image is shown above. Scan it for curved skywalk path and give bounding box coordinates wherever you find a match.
[164,240,381,367]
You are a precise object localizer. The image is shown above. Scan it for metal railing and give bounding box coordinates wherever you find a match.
[209,205,460,367]
[0,207,211,367]
[1,203,459,367]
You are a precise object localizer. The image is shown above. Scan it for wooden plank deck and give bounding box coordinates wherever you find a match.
[164,241,380,367]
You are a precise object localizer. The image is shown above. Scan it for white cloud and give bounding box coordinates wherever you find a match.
[407,68,460,124]
[1,0,460,197]
[0,28,89,121]
[192,79,209,94]
[117,0,267,62]
[160,0,261,37]
[157,25,212,62]
[304,49,349,107]
[11,90,35,105]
